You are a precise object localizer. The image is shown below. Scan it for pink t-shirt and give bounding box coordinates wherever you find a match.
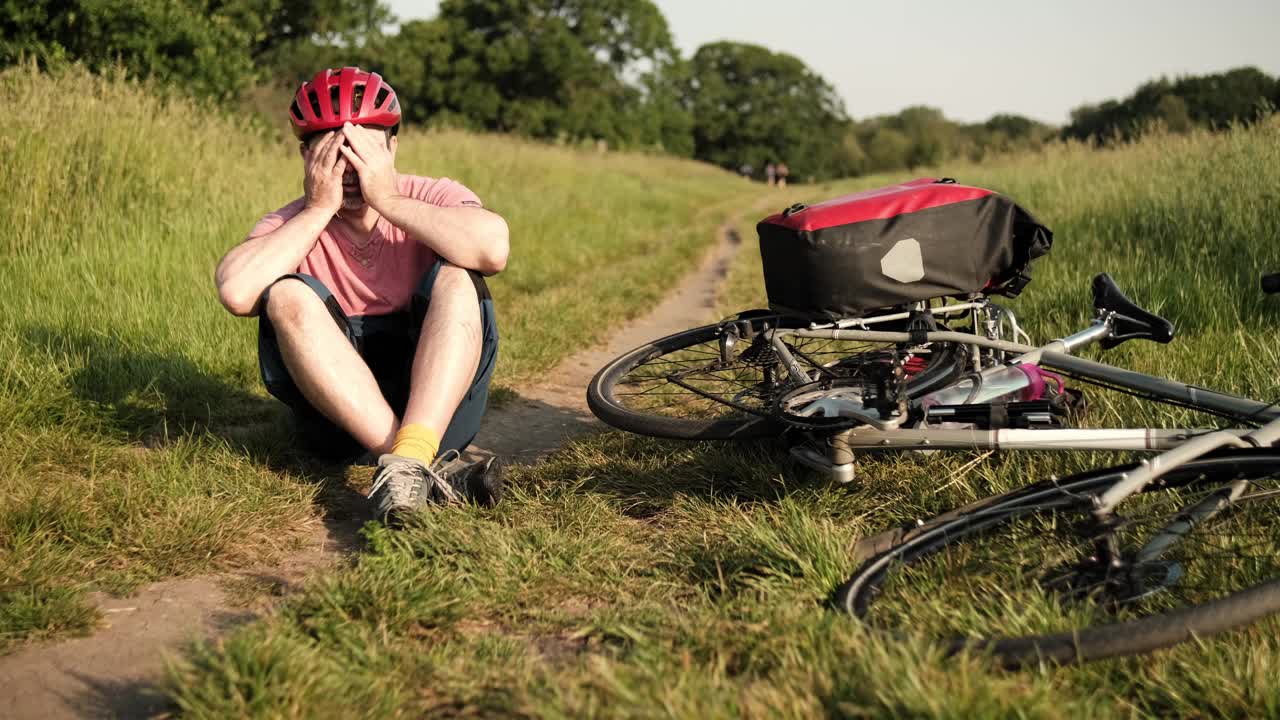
[248,175,483,317]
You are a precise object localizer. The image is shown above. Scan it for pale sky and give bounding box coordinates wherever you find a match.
[383,0,1280,126]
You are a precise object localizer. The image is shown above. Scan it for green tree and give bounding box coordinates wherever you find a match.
[404,0,690,152]
[353,19,454,126]
[1174,66,1278,128]
[244,0,395,84]
[889,106,954,168]
[983,113,1046,141]
[1,0,255,98]
[1155,94,1192,133]
[688,41,854,180]
[961,113,1053,160]
[864,126,912,172]
[0,0,393,99]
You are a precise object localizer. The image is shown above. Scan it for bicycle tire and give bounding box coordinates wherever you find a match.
[587,318,968,441]
[838,450,1280,667]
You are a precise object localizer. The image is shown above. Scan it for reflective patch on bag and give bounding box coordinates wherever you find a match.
[881,238,924,283]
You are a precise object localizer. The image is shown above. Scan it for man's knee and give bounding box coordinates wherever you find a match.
[421,264,484,346]
[264,277,325,328]
[432,263,481,302]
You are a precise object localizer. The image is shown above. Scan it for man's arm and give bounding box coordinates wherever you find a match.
[340,122,509,275]
[376,199,509,275]
[214,132,348,316]
[214,206,332,316]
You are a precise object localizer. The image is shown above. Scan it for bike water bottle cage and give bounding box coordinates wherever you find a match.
[1092,273,1175,350]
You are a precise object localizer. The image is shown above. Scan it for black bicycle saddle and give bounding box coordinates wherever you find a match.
[1092,273,1175,349]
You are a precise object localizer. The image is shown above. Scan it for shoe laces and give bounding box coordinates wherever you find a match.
[368,458,424,503]
[424,449,466,504]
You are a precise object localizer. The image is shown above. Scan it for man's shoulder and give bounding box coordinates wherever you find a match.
[258,196,308,222]
[247,197,309,238]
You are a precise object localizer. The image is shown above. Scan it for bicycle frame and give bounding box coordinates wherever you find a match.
[823,273,1280,654]
[767,301,1278,483]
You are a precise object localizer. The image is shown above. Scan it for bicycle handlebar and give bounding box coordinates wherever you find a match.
[1263,273,1280,295]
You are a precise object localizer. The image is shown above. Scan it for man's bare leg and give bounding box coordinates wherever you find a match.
[401,263,483,438]
[266,278,399,453]
[368,264,494,521]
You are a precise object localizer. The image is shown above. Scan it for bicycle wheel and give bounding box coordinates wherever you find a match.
[587,313,968,440]
[838,449,1280,666]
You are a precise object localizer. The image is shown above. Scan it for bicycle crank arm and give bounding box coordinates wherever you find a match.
[788,444,856,484]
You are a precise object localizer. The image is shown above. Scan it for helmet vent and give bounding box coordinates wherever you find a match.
[375,87,390,108]
[306,88,323,119]
[288,99,303,121]
[328,85,341,114]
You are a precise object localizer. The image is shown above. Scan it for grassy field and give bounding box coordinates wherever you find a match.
[0,65,759,650]
[7,63,1280,716]
[166,115,1280,718]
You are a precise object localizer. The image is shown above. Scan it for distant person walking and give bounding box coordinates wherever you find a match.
[765,162,777,187]
[776,161,790,188]
[214,66,507,525]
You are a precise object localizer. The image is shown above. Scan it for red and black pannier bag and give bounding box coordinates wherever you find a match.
[756,178,1052,318]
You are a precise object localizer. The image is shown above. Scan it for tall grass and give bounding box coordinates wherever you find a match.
[169,120,1280,716]
[0,64,757,650]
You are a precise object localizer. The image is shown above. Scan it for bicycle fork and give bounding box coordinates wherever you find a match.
[1083,417,1280,590]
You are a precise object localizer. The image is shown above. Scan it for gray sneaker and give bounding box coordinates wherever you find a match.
[431,451,505,508]
[421,449,468,505]
[367,454,431,525]
[368,451,504,525]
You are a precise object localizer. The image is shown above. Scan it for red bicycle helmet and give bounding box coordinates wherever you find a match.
[289,67,401,139]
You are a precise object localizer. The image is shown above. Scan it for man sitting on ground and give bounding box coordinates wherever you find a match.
[214,66,508,524]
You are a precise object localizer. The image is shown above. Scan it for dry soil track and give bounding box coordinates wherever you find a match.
[0,203,763,719]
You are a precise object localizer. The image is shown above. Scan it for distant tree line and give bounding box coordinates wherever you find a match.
[4,1,1277,180]
[844,108,1057,176]
[1063,67,1280,143]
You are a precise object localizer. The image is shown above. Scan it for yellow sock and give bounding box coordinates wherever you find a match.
[389,423,441,465]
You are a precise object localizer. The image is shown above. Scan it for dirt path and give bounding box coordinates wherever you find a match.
[0,210,757,719]
[464,223,743,465]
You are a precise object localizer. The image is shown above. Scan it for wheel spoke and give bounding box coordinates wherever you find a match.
[593,323,963,440]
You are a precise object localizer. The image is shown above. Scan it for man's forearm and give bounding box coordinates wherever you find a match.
[377,195,509,275]
[215,206,332,316]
